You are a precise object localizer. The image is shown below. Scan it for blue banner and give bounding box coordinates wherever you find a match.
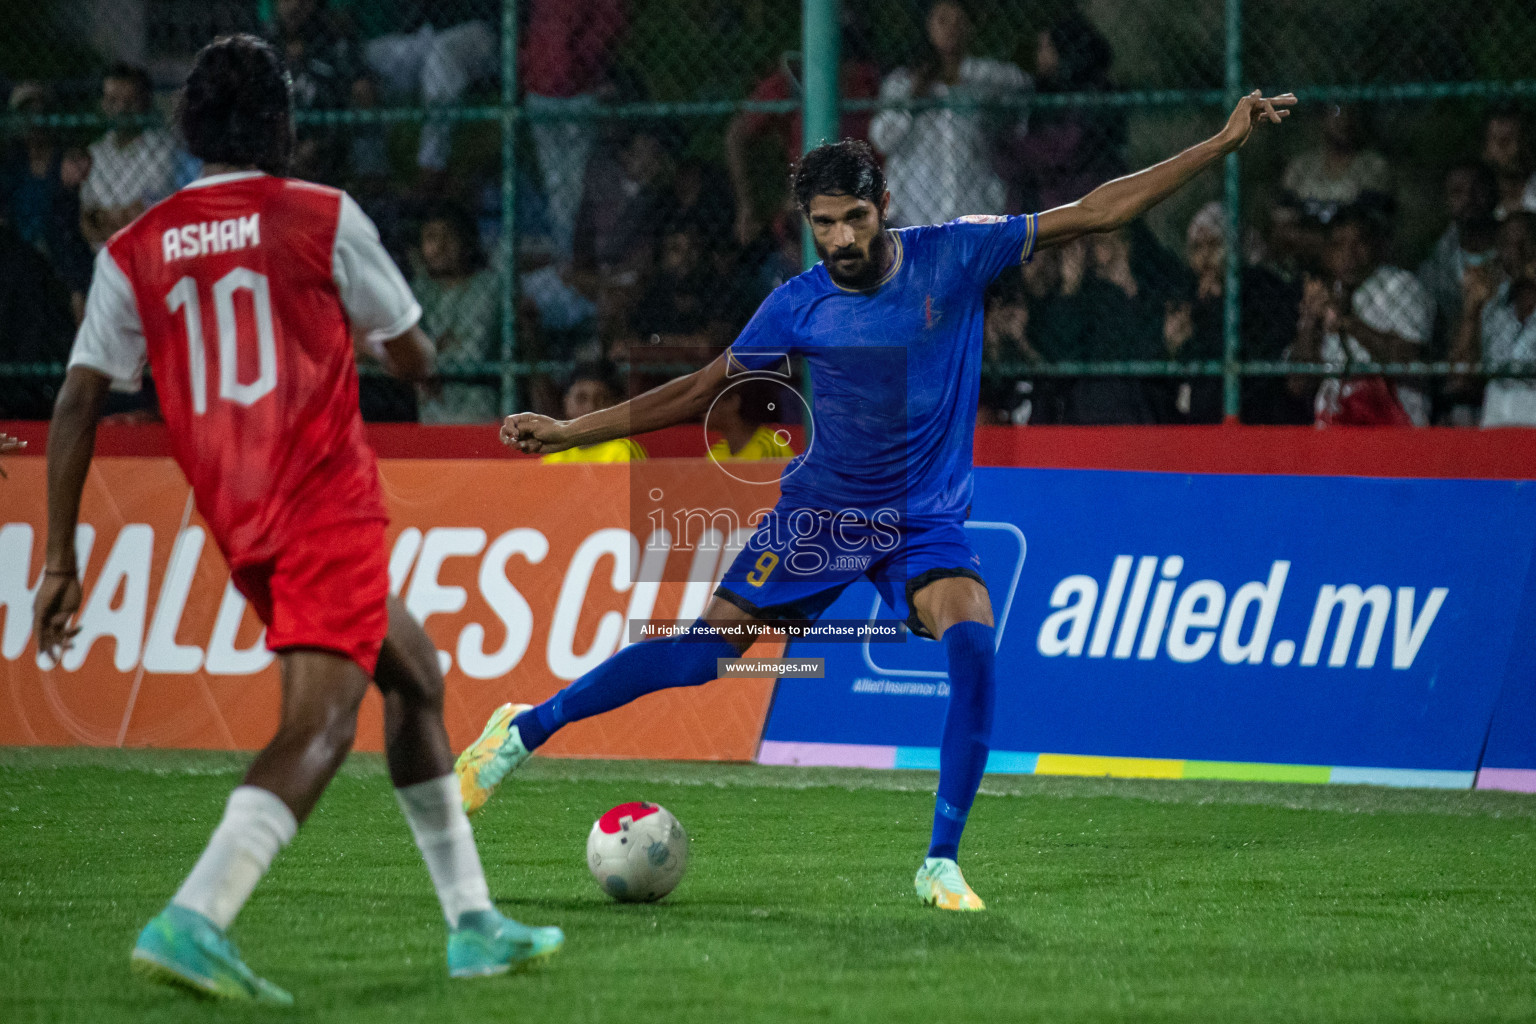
[763,469,1536,785]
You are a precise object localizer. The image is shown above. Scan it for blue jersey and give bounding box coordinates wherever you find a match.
[727,213,1038,522]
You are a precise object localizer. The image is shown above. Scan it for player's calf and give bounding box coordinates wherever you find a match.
[375,596,454,787]
[242,650,371,821]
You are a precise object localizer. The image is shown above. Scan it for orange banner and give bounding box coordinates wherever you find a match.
[0,459,781,760]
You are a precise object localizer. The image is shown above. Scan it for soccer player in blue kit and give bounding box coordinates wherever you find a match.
[460,90,1294,910]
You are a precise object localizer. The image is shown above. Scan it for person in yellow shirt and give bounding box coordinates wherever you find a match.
[707,378,797,461]
[541,364,647,464]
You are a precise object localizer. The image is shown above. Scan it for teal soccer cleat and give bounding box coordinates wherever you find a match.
[130,904,293,1006]
[448,909,565,978]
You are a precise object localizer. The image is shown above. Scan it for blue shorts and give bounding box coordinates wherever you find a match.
[714,506,984,640]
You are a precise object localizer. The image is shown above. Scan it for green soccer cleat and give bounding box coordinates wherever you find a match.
[455,702,533,816]
[914,857,987,912]
[130,904,293,1006]
[447,909,565,978]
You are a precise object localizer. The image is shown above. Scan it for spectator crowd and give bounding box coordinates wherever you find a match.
[3,0,1536,430]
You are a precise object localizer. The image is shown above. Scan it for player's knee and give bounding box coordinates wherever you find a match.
[324,712,359,760]
[270,711,356,775]
[309,703,360,766]
[378,600,446,708]
[278,689,362,762]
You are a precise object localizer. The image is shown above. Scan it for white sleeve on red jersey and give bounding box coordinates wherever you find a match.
[332,192,422,351]
[68,247,147,391]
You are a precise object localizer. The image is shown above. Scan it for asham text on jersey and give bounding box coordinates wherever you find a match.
[162,214,260,263]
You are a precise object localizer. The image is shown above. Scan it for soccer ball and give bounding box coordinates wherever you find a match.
[586,801,689,902]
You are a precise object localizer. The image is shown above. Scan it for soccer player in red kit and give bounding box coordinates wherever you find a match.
[33,36,562,1004]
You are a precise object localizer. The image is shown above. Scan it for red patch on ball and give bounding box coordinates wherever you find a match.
[597,801,661,834]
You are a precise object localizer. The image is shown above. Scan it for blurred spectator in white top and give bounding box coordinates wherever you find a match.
[870,0,1030,227]
[80,63,178,250]
[359,0,500,183]
[1481,106,1536,220]
[1280,105,1393,226]
[1451,212,1536,426]
[1418,161,1498,356]
[1289,206,1433,426]
[411,202,499,424]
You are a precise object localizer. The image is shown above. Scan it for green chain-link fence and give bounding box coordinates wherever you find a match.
[2,0,1534,427]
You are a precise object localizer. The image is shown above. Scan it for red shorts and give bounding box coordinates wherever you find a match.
[230,518,391,675]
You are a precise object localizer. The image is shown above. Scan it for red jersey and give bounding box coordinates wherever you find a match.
[68,171,421,566]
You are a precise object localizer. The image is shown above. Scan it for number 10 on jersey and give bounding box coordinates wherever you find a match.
[166,268,277,413]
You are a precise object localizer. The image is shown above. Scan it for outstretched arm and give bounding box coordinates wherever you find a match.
[1034,91,1294,251]
[36,366,112,662]
[501,353,733,455]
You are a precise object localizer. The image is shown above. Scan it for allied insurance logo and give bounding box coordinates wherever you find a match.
[1036,556,1447,670]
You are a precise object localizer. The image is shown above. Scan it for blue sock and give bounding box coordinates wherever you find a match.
[511,623,739,751]
[928,621,996,862]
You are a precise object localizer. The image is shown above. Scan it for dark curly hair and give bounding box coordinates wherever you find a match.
[175,35,294,176]
[791,139,886,213]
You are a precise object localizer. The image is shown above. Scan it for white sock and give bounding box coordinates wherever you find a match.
[395,774,493,926]
[172,786,297,930]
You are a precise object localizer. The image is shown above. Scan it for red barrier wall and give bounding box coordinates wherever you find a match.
[6,421,1536,477]
[0,457,780,758]
[3,420,1534,759]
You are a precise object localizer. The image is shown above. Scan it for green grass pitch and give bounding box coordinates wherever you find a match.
[3,748,1536,1023]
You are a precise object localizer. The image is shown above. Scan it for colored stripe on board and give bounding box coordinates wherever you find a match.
[1475,768,1536,793]
[756,740,897,769]
[891,748,1041,773]
[1035,753,1185,779]
[754,743,1479,790]
[1184,760,1332,784]
[1329,767,1475,789]
[893,747,939,771]
[984,750,1040,774]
